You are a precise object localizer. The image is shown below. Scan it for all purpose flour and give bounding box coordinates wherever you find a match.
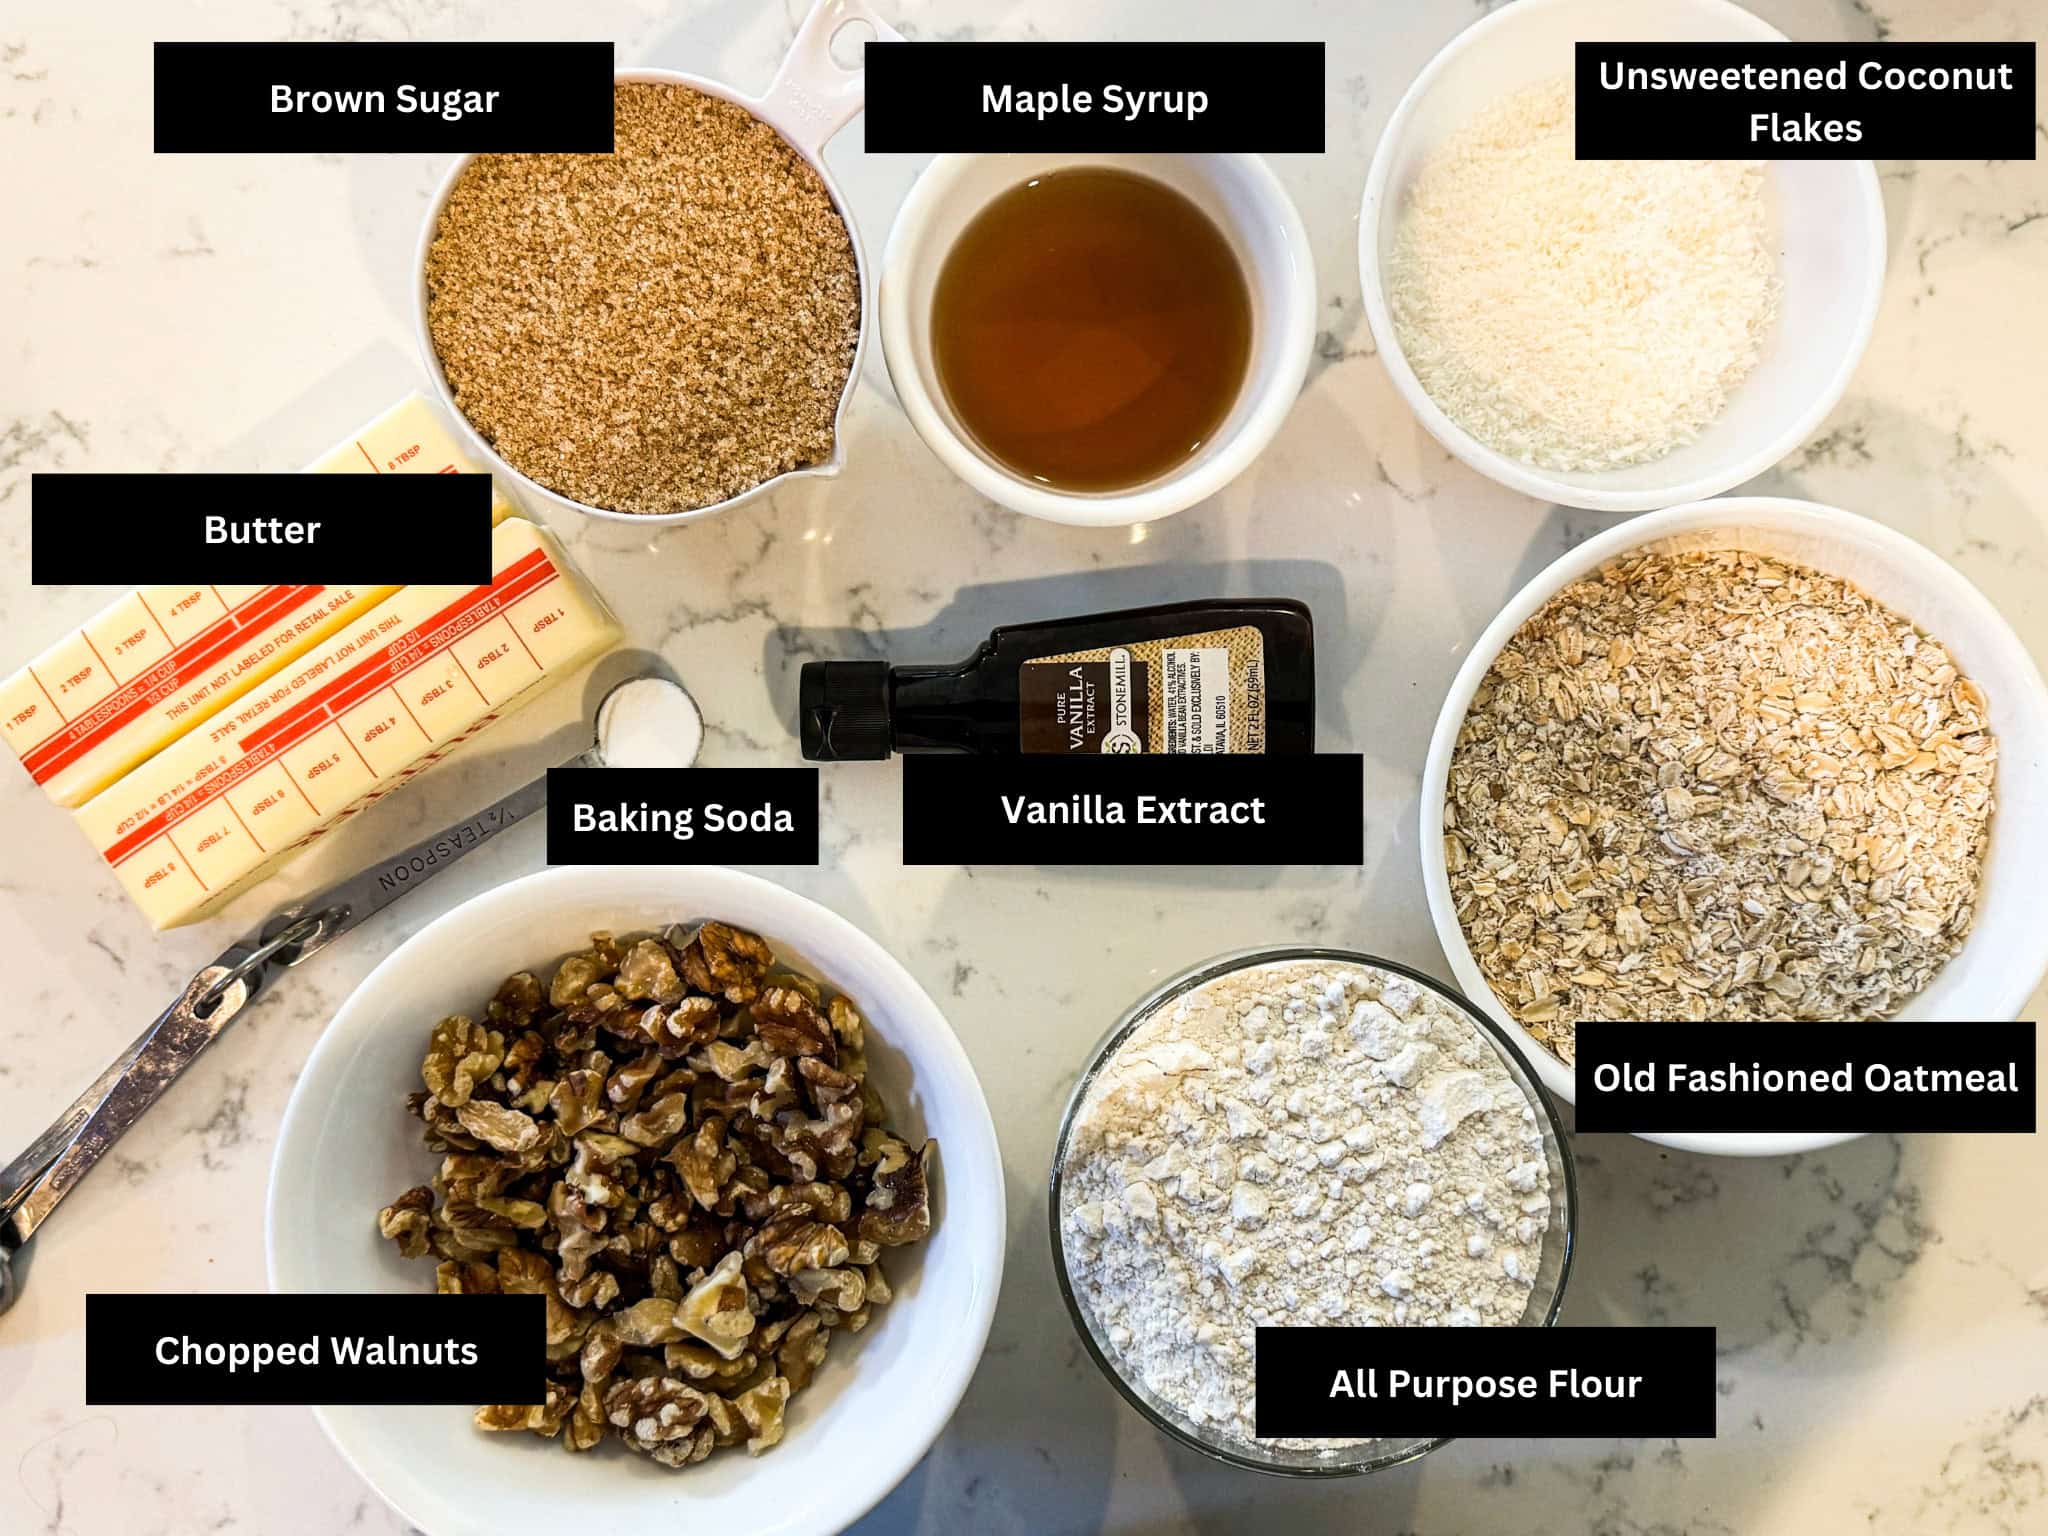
[1058,958,1553,1452]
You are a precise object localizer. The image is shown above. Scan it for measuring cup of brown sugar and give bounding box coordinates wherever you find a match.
[880,154,1316,527]
[412,0,900,524]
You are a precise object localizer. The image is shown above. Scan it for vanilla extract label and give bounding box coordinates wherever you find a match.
[87,1293,543,1405]
[1573,1022,2037,1134]
[901,753,1362,866]
[545,767,818,866]
[1575,42,2034,159]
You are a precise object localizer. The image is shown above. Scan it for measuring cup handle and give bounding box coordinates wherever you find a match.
[757,0,904,158]
[0,964,240,1264]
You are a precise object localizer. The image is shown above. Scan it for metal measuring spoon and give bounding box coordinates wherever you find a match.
[0,673,701,1313]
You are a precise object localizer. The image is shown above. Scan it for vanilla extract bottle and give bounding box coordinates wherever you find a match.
[800,600,1313,759]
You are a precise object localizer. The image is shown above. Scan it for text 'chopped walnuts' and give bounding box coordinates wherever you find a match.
[377,922,935,1470]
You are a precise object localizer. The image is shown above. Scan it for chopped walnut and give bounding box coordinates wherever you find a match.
[377,1186,434,1259]
[860,1138,934,1247]
[489,971,545,1029]
[565,1383,608,1452]
[693,1038,774,1083]
[827,995,864,1053]
[745,1181,852,1225]
[605,1049,663,1113]
[496,1248,553,1294]
[605,1375,709,1452]
[454,1100,541,1154]
[476,1381,574,1437]
[377,921,935,1473]
[753,987,837,1062]
[549,1069,609,1137]
[676,1250,755,1358]
[679,921,774,1004]
[580,1325,623,1385]
[703,1393,747,1446]
[649,1423,717,1468]
[555,1219,610,1285]
[473,1196,547,1229]
[791,1265,865,1311]
[753,1210,850,1276]
[560,1268,622,1311]
[544,1289,590,1360]
[550,951,609,1009]
[733,1376,792,1455]
[648,1253,684,1302]
[663,1341,758,1381]
[798,1055,859,1106]
[864,1261,893,1307]
[622,1091,689,1147]
[561,1137,634,1219]
[422,1016,505,1107]
[436,1258,499,1295]
[777,1310,831,1393]
[615,937,686,1003]
[671,1113,736,1211]
[667,1224,725,1270]
[609,1296,687,1347]
[500,1031,547,1097]
[644,995,720,1058]
[566,983,630,1031]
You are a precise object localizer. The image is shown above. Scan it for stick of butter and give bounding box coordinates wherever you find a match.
[308,392,517,525]
[0,582,396,808]
[3,395,510,808]
[75,518,620,929]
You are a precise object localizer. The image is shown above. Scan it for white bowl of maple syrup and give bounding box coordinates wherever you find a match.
[880,152,1316,528]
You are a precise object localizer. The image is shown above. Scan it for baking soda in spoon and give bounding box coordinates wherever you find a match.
[596,676,704,768]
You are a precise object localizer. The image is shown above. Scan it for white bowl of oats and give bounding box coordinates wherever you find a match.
[1421,497,2048,1155]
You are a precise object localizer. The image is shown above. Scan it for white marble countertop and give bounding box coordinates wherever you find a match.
[4,0,2046,1531]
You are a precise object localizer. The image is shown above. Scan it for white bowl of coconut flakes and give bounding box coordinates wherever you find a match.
[1357,0,1885,512]
[1420,498,2048,1157]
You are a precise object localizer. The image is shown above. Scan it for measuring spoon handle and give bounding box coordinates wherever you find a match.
[0,744,594,1315]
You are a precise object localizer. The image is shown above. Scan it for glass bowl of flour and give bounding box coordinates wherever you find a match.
[1049,947,1576,1475]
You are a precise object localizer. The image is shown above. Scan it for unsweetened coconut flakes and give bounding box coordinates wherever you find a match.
[1387,76,1778,472]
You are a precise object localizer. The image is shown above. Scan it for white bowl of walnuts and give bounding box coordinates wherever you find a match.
[1421,497,2048,1157]
[267,864,1005,1536]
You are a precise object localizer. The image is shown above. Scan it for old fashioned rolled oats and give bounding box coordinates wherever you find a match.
[377,923,935,1470]
[1446,547,1997,1056]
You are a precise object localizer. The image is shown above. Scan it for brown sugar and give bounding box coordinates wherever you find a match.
[425,82,861,516]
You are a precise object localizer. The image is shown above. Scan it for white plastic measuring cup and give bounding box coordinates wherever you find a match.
[411,0,903,526]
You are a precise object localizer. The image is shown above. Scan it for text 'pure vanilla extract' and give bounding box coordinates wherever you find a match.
[799,600,1314,760]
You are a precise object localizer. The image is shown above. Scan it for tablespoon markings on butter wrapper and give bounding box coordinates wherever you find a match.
[0,672,701,1313]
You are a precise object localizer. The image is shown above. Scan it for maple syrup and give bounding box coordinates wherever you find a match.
[930,167,1253,493]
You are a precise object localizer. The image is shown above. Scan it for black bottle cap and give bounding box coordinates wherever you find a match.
[800,661,892,760]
